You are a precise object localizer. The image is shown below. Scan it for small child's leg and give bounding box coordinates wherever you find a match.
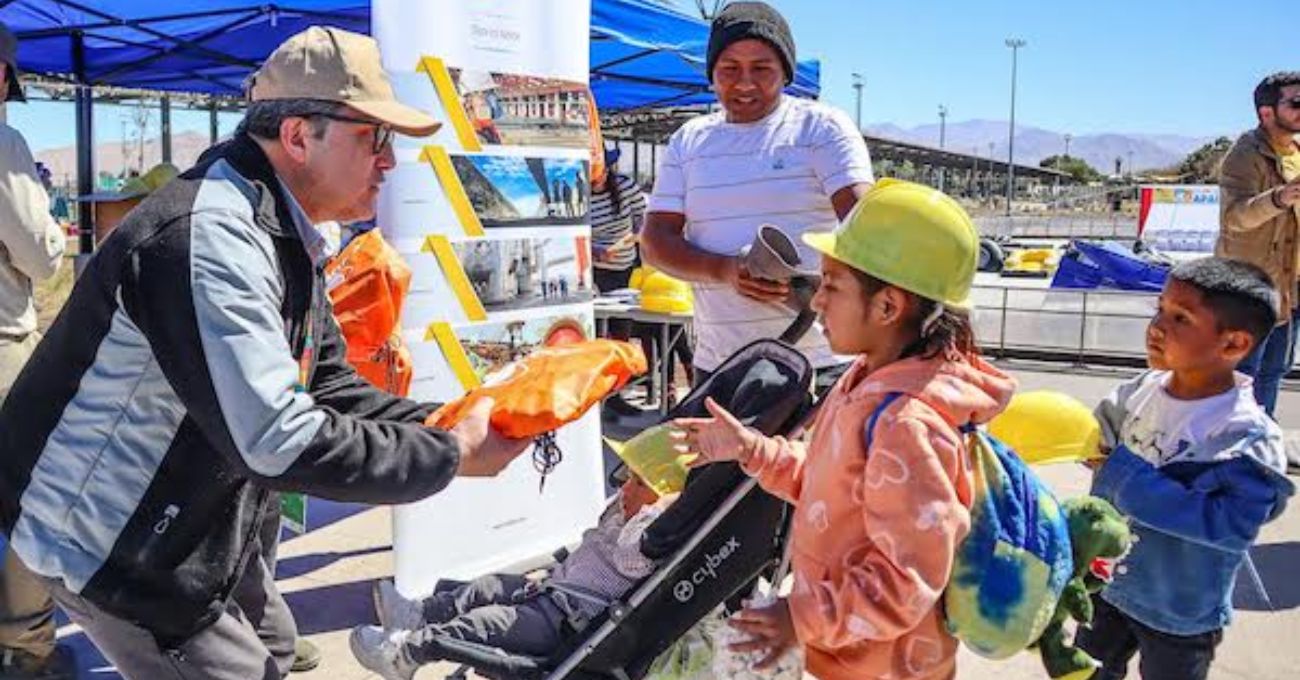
[1073,595,1140,680]
[423,573,534,624]
[1133,623,1222,680]
[405,598,567,661]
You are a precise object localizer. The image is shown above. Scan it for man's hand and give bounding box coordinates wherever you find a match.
[1276,180,1300,208]
[449,398,533,477]
[725,258,789,303]
[672,397,762,467]
[728,597,798,669]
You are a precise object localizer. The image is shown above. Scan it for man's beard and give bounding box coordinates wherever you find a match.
[1274,111,1300,135]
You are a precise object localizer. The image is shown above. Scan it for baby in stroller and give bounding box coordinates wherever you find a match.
[349,434,691,680]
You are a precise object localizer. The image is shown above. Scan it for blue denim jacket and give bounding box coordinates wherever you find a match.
[1091,443,1293,635]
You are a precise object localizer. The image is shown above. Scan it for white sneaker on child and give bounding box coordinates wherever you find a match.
[374,579,425,632]
[349,625,419,680]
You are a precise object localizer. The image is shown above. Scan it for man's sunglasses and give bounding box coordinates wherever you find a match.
[309,113,395,154]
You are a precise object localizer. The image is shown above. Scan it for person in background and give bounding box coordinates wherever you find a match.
[0,22,76,680]
[641,1,873,396]
[591,148,646,294]
[1216,71,1300,422]
[592,147,692,408]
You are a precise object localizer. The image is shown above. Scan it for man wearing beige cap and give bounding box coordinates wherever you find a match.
[0,26,531,680]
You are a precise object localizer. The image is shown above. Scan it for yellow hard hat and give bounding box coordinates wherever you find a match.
[987,391,1103,465]
[803,179,979,309]
[636,269,693,314]
[604,423,695,496]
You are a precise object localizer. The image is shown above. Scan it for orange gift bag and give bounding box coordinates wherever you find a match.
[325,229,414,396]
[427,339,646,490]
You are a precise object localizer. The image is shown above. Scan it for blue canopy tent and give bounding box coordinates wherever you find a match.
[4,0,819,105]
[590,0,819,111]
[2,0,820,248]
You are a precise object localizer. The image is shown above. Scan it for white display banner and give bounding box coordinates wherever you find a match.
[372,0,602,598]
[1139,184,1221,253]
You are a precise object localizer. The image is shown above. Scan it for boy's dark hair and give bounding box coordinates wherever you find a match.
[1253,71,1300,110]
[1169,257,1278,347]
[850,269,979,360]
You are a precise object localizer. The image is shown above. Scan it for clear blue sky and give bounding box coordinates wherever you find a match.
[761,0,1290,138]
[3,0,1292,153]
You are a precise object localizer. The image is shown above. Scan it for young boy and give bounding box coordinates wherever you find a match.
[1082,257,1295,680]
[349,435,689,680]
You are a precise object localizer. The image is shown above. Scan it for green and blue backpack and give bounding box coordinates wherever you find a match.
[866,393,1074,659]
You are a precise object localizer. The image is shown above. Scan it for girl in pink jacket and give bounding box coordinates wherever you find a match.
[675,180,1015,680]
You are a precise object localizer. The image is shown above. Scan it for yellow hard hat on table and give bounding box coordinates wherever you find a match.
[632,267,693,315]
[803,178,979,308]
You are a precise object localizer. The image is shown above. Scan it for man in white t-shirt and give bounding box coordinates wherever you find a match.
[642,1,874,391]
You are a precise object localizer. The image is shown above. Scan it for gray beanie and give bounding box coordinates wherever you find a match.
[706,2,795,85]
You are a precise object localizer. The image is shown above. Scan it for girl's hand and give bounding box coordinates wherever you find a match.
[671,397,760,466]
[728,598,797,669]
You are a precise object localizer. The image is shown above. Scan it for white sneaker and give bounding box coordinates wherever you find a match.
[349,625,419,680]
[374,579,425,631]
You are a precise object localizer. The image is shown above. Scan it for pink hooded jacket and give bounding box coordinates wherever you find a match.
[743,353,1015,680]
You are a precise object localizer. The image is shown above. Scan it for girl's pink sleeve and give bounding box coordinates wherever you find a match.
[741,435,809,504]
[788,416,970,649]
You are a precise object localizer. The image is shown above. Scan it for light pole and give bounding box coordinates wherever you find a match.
[1063,133,1072,160]
[1126,149,1134,179]
[1005,38,1026,216]
[851,73,864,131]
[937,104,948,192]
[987,142,995,200]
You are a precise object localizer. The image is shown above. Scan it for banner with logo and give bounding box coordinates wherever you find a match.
[373,0,603,597]
[1138,184,1221,253]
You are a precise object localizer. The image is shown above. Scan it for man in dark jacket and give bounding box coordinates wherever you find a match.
[0,26,532,680]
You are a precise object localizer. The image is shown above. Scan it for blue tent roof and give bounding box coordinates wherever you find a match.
[590,0,819,110]
[2,0,818,111]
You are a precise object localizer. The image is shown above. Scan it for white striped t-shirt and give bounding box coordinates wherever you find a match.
[590,173,646,271]
[647,96,875,371]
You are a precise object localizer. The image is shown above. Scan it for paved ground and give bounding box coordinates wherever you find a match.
[51,361,1300,679]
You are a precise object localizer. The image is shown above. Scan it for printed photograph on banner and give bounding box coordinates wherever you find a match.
[451,154,590,227]
[449,67,592,149]
[454,236,593,312]
[457,316,593,381]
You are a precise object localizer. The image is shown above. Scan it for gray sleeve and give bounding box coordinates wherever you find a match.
[1094,372,1151,452]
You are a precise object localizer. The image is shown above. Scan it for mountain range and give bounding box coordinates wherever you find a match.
[36,131,214,187]
[865,119,1221,174]
[33,120,1222,185]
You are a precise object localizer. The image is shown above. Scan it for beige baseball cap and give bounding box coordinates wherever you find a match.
[248,26,439,137]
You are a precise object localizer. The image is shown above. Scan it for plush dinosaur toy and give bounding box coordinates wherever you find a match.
[1036,496,1132,680]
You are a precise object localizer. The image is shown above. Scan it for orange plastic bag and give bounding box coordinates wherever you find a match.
[427,339,647,438]
[325,229,414,396]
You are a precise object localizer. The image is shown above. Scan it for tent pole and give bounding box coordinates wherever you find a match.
[160,95,172,163]
[209,100,219,145]
[73,31,95,257]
